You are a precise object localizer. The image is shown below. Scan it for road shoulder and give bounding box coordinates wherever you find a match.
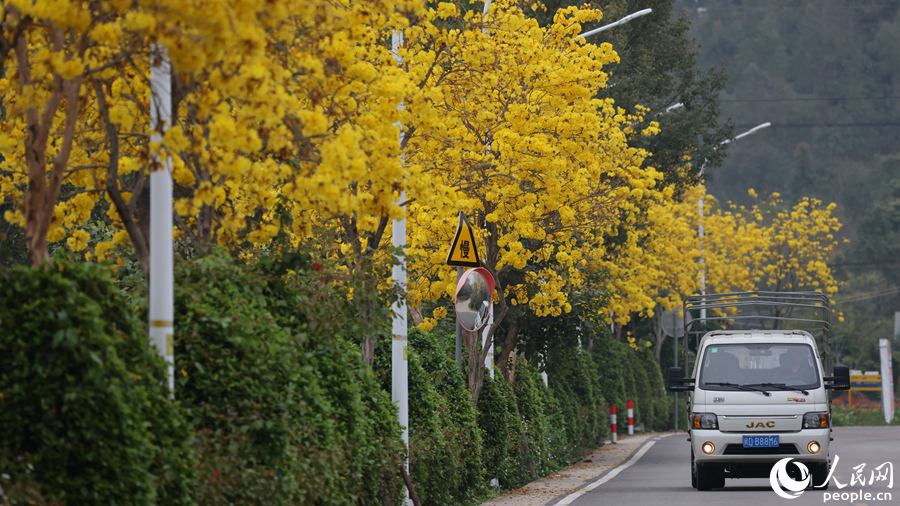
[480,432,679,506]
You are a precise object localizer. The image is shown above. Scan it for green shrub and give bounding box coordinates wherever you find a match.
[511,362,559,477]
[0,261,195,505]
[174,252,404,505]
[547,347,607,456]
[592,337,628,425]
[409,330,486,502]
[376,328,486,505]
[479,370,533,490]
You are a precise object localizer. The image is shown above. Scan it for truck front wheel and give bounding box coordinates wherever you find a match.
[696,462,725,491]
[691,452,697,489]
[811,462,830,490]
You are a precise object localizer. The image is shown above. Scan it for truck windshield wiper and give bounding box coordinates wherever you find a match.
[746,383,810,396]
[705,382,772,396]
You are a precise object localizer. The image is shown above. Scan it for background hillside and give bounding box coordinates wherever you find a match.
[674,0,900,370]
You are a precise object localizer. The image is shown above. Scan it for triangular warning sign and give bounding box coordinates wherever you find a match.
[446,212,481,267]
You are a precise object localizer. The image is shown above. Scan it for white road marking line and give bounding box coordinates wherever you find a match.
[555,434,674,505]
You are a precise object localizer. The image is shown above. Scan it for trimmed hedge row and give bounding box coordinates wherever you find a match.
[0,262,194,505]
[174,253,406,505]
[0,256,670,505]
[0,257,405,505]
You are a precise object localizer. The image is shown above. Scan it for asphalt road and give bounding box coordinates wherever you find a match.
[556,426,899,506]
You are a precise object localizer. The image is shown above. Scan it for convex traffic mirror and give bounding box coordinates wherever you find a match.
[454,267,495,332]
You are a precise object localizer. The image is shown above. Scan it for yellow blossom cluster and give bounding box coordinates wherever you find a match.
[403,1,664,331]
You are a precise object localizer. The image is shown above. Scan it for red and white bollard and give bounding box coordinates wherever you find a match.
[627,400,634,435]
[610,405,617,443]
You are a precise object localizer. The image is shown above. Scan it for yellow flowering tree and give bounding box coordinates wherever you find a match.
[402,0,664,399]
[0,0,422,273]
[701,192,768,295]
[751,192,843,296]
[700,190,844,324]
[615,185,701,361]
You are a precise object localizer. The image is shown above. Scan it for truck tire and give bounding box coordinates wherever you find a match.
[691,452,697,489]
[696,463,724,491]
[811,462,830,490]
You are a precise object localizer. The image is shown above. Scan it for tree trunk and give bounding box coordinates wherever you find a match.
[362,335,375,366]
[518,419,537,479]
[498,315,521,382]
[16,25,85,267]
[464,328,485,406]
[409,305,424,327]
[398,458,421,506]
[653,307,666,364]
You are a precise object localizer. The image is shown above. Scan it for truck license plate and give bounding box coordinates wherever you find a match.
[743,435,779,448]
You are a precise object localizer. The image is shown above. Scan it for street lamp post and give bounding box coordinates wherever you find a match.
[391,30,412,506]
[149,45,174,394]
[577,8,653,39]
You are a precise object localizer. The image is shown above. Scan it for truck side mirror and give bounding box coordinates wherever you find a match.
[825,365,851,390]
[667,367,694,392]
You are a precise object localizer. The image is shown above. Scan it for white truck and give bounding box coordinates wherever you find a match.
[666,292,851,491]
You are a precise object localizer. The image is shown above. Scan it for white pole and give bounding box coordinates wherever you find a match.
[149,45,174,393]
[390,29,411,506]
[482,304,494,378]
[879,339,895,424]
[577,8,652,39]
[699,196,706,322]
[479,0,493,379]
[610,405,617,443]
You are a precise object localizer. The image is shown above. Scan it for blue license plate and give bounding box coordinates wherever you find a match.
[743,435,779,448]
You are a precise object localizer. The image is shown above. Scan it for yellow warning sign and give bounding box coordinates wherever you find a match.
[446,212,481,267]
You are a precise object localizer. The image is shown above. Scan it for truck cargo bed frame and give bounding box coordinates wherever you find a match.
[681,291,833,375]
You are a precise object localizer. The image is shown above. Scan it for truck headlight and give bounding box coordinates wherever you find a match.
[693,413,719,429]
[802,412,828,428]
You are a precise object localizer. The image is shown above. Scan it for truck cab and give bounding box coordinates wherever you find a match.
[666,293,851,490]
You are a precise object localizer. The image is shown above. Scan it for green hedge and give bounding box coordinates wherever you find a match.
[375,329,487,505]
[0,261,195,505]
[0,255,675,504]
[591,338,669,434]
[173,253,405,505]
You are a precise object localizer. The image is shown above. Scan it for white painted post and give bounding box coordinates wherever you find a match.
[149,45,174,393]
[610,405,617,443]
[627,400,634,435]
[391,30,411,506]
[880,339,895,424]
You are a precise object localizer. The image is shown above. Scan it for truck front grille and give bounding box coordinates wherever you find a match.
[722,444,800,455]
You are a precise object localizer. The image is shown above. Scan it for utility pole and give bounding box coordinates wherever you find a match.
[391,29,411,506]
[149,45,174,393]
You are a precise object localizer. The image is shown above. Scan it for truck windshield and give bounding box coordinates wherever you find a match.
[699,344,820,390]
